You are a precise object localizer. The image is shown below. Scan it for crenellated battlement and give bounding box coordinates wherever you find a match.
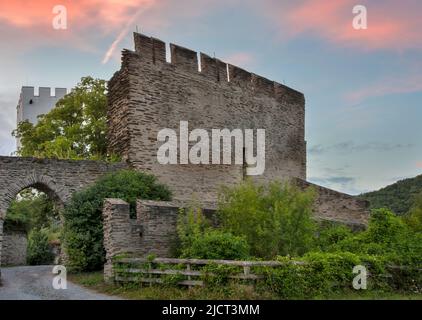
[108,32,307,202]
[17,86,68,136]
[130,32,303,101]
[20,86,67,98]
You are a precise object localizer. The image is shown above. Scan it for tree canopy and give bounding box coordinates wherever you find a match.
[63,170,172,271]
[13,76,111,160]
[360,174,422,215]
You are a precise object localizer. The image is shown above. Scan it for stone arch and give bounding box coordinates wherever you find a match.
[0,173,71,220]
[0,174,72,270]
[0,156,127,273]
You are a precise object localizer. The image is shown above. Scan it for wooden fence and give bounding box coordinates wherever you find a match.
[112,257,421,288]
[113,257,305,287]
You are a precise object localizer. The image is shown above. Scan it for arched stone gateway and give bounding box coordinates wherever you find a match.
[0,156,127,274]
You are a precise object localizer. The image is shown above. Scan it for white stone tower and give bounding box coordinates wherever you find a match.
[16,86,67,148]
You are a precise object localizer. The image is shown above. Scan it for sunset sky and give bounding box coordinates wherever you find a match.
[0,0,421,194]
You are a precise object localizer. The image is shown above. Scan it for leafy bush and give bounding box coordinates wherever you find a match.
[316,222,353,251]
[181,230,250,260]
[4,191,59,231]
[27,229,55,265]
[177,206,250,260]
[259,251,399,299]
[404,192,422,232]
[218,180,316,258]
[329,208,422,266]
[63,170,171,272]
[177,205,209,251]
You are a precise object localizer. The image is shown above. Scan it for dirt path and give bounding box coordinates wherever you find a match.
[0,265,121,300]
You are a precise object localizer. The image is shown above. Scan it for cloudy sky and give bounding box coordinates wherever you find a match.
[0,0,421,195]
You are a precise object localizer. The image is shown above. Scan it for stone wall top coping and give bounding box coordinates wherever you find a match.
[137,199,217,211]
[104,198,130,205]
[0,155,127,166]
[129,32,305,100]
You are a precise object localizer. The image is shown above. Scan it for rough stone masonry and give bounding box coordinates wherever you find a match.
[107,32,369,224]
[102,33,370,278]
[108,33,306,202]
[0,32,370,281]
[0,157,127,275]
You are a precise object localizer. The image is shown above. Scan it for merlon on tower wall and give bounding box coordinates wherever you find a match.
[108,32,306,201]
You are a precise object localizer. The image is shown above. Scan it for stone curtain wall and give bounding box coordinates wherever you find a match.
[0,156,127,271]
[294,178,370,227]
[103,199,143,279]
[0,157,127,219]
[106,32,369,229]
[102,196,367,280]
[1,227,27,266]
[108,32,307,202]
[102,198,216,280]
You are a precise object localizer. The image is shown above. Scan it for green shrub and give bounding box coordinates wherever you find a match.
[181,230,250,260]
[63,170,171,272]
[404,192,422,232]
[177,205,250,260]
[218,180,316,258]
[316,223,353,251]
[259,252,406,299]
[177,205,209,252]
[27,229,55,265]
[331,208,422,265]
[5,192,59,231]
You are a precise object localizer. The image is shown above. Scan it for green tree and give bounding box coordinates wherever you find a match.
[360,174,422,215]
[316,222,353,252]
[404,192,422,232]
[13,76,111,160]
[218,180,317,259]
[63,170,172,272]
[176,205,250,260]
[331,208,422,264]
[5,190,59,231]
[27,229,55,265]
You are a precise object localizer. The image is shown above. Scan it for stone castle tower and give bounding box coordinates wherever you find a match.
[108,32,307,202]
[16,86,67,148]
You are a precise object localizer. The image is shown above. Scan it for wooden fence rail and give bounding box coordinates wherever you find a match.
[112,257,421,287]
[113,257,304,287]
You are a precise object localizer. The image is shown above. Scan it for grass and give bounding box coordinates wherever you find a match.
[69,272,273,300]
[69,272,422,300]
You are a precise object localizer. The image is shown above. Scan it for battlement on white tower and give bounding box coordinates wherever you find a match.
[17,86,67,125]
[16,86,67,148]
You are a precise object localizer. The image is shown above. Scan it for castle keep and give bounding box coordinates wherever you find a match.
[101,33,369,266]
[108,33,306,202]
[106,32,369,227]
[0,33,369,279]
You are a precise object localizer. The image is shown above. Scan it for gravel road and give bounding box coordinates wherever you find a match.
[0,265,121,300]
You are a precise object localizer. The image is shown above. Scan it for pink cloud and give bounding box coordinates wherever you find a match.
[223,52,255,69]
[0,0,152,30]
[262,0,422,52]
[346,72,422,103]
[0,0,156,55]
[416,162,422,169]
[0,0,227,62]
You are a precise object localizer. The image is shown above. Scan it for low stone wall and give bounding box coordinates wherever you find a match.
[1,226,27,266]
[102,186,369,280]
[102,198,215,280]
[293,178,370,227]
